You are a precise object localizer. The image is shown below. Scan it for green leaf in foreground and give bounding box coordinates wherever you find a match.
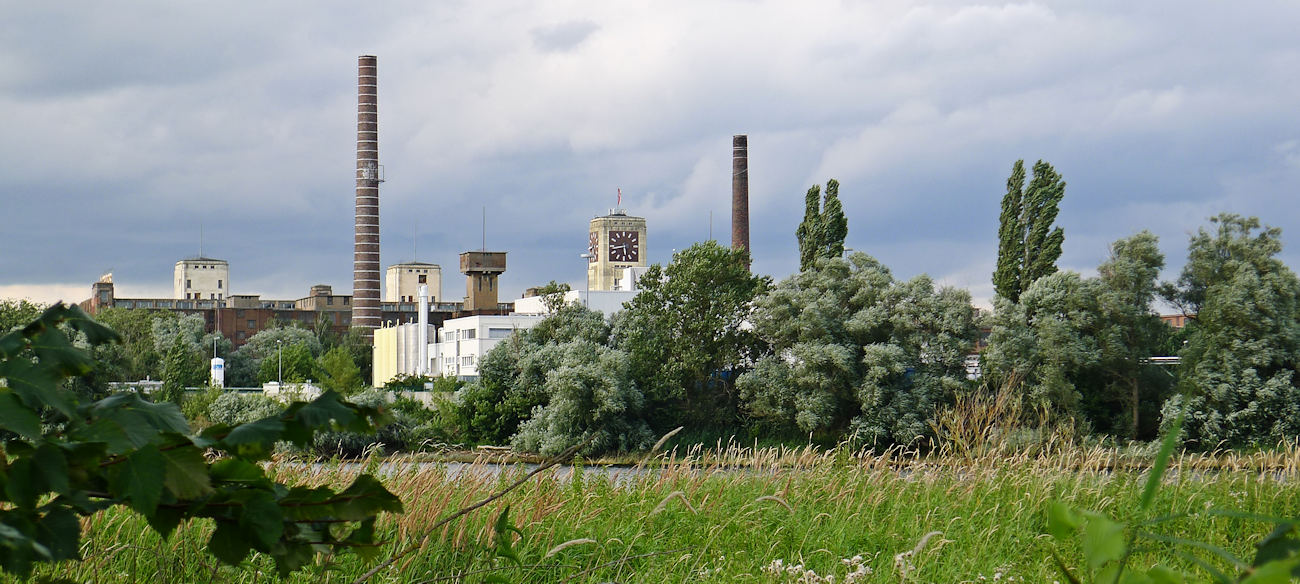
[1047,501,1083,540]
[160,443,212,499]
[0,391,42,440]
[108,444,165,516]
[208,520,251,566]
[1141,412,1183,511]
[1082,512,1125,575]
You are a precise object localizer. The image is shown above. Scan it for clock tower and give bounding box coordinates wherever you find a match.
[587,209,648,291]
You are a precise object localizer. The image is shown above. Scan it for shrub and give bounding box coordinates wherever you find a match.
[208,391,284,426]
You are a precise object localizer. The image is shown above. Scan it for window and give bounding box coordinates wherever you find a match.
[464,329,476,339]
[186,279,191,288]
[488,328,513,339]
[247,320,255,328]
[217,279,222,289]
[237,331,246,341]
[461,356,474,367]
[418,274,427,284]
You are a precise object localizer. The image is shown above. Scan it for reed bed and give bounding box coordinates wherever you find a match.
[14,444,1300,583]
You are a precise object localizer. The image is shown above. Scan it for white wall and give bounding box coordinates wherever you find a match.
[174,259,229,300]
[431,314,545,380]
[513,290,636,316]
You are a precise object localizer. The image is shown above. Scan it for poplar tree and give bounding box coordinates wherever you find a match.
[796,179,849,271]
[994,160,1066,302]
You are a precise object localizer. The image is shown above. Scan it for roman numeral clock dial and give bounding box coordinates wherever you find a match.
[607,230,639,262]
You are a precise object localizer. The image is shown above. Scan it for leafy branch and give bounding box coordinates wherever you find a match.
[0,303,403,578]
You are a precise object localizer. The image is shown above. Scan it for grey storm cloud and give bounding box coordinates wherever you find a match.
[1,0,1298,308]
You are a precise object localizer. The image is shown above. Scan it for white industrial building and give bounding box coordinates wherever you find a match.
[513,289,637,315]
[373,313,547,386]
[174,257,229,300]
[432,314,546,380]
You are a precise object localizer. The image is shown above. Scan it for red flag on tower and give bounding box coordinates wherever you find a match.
[617,187,622,207]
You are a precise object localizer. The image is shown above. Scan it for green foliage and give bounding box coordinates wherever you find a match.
[1047,415,1300,582]
[318,345,364,395]
[384,373,457,393]
[89,307,169,382]
[984,232,1173,436]
[229,326,323,387]
[511,341,653,456]
[332,327,375,391]
[159,333,206,404]
[984,272,1102,426]
[312,390,463,456]
[459,304,615,445]
[207,391,284,426]
[737,253,977,446]
[795,178,849,271]
[994,159,1066,303]
[257,342,319,384]
[612,240,770,430]
[536,280,573,313]
[0,303,402,578]
[0,298,46,332]
[1091,231,1173,438]
[1159,214,1300,448]
[180,383,223,426]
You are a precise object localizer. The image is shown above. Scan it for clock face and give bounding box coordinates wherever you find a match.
[588,232,598,262]
[608,230,639,262]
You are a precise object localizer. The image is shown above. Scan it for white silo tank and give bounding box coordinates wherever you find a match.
[210,357,225,388]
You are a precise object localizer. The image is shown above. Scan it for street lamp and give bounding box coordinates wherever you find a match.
[276,339,283,385]
[579,251,595,306]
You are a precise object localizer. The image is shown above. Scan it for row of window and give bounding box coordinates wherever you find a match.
[182,279,223,289]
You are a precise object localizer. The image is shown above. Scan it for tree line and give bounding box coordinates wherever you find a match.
[5,161,1294,455]
[456,164,1300,454]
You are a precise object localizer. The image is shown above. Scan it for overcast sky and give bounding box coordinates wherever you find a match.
[2,1,1297,309]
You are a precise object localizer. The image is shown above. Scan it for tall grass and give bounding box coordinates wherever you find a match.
[14,443,1300,583]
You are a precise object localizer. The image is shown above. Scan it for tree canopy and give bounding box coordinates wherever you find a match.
[795,179,849,271]
[994,159,1066,303]
[612,240,770,429]
[1159,214,1300,447]
[738,253,978,445]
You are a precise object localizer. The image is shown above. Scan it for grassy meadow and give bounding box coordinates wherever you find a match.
[16,443,1300,583]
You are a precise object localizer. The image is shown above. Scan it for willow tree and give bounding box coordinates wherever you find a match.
[994,160,1066,303]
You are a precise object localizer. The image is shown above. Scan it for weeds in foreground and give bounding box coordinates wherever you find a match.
[1046,413,1300,582]
[13,437,1300,583]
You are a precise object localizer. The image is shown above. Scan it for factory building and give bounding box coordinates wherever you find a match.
[385,262,442,303]
[174,257,229,300]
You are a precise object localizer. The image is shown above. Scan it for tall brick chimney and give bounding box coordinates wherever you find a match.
[731,134,750,259]
[352,56,381,336]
